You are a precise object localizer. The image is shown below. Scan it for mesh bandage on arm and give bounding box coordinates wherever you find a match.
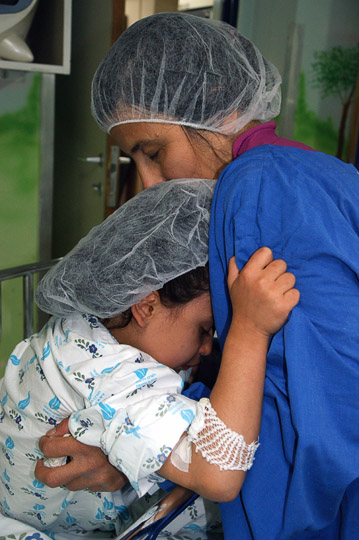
[187,398,259,471]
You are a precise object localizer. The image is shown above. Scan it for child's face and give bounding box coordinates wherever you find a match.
[143,292,214,372]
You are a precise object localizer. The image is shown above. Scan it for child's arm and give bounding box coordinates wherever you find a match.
[158,247,299,501]
[36,247,299,499]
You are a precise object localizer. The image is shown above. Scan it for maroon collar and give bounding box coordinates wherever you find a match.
[233,121,313,157]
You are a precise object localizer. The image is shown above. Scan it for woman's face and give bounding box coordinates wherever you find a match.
[111,122,233,188]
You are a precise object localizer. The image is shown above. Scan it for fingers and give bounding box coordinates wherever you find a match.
[270,270,300,308]
[35,457,127,492]
[227,256,240,288]
[227,247,300,338]
[234,248,294,288]
[283,287,300,309]
[274,271,296,293]
[38,432,79,458]
[245,246,274,270]
[35,438,129,491]
[66,467,128,493]
[264,258,288,280]
[264,264,300,313]
[228,247,275,287]
[36,434,92,489]
[231,247,299,309]
[35,458,82,489]
[268,268,300,319]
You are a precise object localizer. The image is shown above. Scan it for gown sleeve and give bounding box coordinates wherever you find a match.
[209,145,359,538]
[69,361,197,497]
[48,317,197,498]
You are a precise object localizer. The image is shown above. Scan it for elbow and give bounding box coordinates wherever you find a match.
[221,482,242,502]
[196,471,244,502]
[200,484,241,502]
[213,489,240,503]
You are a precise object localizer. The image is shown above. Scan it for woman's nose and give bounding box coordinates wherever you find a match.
[138,165,166,189]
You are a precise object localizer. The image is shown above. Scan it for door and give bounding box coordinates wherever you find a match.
[52,0,127,257]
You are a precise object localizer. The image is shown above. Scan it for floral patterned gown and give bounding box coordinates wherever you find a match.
[0,314,200,537]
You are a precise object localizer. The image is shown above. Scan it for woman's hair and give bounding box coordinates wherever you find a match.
[91,12,281,135]
[183,126,229,166]
[102,264,209,329]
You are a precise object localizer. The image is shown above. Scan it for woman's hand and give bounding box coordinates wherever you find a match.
[35,418,128,492]
[228,247,300,338]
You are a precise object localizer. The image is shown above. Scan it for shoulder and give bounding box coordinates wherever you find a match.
[215,146,357,209]
[214,146,288,208]
[60,314,117,344]
[221,146,336,186]
[54,316,160,374]
[210,147,359,261]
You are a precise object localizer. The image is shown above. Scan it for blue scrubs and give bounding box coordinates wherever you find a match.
[209,145,359,539]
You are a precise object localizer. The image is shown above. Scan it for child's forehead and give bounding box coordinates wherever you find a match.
[185,292,213,318]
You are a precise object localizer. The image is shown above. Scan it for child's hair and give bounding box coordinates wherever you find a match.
[102,264,209,329]
[35,179,215,319]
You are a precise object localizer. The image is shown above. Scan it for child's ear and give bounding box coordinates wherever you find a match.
[131,291,160,328]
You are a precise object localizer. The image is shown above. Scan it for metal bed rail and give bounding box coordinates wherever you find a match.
[0,258,62,342]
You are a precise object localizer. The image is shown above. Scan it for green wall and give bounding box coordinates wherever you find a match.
[293,72,339,156]
[0,73,41,375]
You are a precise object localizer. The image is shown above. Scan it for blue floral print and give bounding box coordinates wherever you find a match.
[0,313,197,533]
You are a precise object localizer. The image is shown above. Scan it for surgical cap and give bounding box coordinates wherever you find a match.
[36,178,216,318]
[91,12,282,135]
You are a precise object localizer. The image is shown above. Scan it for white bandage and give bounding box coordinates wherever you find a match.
[170,398,259,472]
[43,456,67,468]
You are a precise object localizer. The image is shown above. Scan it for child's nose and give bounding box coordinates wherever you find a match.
[199,336,213,357]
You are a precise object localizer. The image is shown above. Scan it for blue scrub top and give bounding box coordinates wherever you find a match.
[209,145,359,539]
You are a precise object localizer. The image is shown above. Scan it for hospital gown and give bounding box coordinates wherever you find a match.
[209,143,359,539]
[0,314,200,537]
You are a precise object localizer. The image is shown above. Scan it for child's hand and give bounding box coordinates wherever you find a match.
[227,247,300,338]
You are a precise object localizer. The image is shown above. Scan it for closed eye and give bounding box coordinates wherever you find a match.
[148,151,159,161]
[200,327,213,338]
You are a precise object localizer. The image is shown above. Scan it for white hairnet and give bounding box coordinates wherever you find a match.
[91,12,281,135]
[36,178,216,318]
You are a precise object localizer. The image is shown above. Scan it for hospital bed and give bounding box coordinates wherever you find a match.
[0,258,61,342]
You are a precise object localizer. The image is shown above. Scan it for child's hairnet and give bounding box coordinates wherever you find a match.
[91,12,281,135]
[35,178,216,318]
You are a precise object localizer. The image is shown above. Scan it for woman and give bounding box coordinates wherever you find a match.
[36,12,359,540]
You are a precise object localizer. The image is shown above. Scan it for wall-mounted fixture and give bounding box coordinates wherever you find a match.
[0,0,38,62]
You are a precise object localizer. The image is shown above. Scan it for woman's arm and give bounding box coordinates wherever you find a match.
[36,247,299,499]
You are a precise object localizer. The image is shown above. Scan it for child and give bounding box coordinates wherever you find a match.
[0,179,299,538]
